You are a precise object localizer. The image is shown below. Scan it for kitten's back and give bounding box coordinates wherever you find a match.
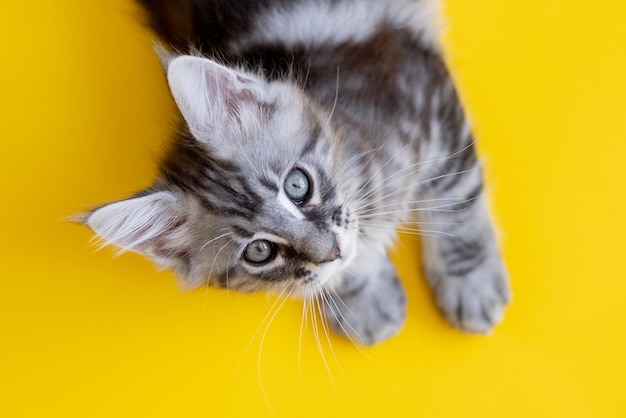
[137,0,441,54]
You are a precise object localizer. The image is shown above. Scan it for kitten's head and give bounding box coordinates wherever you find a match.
[83,55,358,294]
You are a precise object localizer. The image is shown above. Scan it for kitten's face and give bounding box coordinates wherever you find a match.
[85,55,358,294]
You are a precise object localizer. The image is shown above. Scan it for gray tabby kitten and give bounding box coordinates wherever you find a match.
[82,0,510,345]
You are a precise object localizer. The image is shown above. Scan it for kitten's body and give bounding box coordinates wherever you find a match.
[84,0,510,344]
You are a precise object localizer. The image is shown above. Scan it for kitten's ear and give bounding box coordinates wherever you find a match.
[84,191,187,260]
[167,56,265,142]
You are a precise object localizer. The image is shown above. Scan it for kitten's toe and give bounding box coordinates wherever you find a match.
[434,267,510,334]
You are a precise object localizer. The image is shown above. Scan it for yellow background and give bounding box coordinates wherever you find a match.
[1,0,625,416]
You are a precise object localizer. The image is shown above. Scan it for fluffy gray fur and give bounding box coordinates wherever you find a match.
[82,0,510,345]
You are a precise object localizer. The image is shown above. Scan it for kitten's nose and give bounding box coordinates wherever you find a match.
[321,236,341,263]
[292,225,341,264]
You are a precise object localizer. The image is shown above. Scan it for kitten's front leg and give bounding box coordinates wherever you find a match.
[323,251,407,346]
[411,59,511,333]
[418,152,511,333]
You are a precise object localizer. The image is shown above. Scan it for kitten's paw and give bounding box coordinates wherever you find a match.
[324,256,407,346]
[324,275,407,346]
[433,264,510,334]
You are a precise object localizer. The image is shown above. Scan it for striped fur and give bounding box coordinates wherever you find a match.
[84,0,510,344]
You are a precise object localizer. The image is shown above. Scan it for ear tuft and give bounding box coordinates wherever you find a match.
[152,41,175,70]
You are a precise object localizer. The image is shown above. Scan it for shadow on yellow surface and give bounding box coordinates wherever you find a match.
[1,0,625,417]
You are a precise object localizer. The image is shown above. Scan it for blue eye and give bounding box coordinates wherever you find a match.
[244,240,276,264]
[284,168,310,203]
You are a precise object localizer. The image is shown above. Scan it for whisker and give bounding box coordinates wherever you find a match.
[348,142,477,210]
[207,239,233,284]
[345,143,410,208]
[334,143,385,191]
[324,282,360,323]
[357,197,476,219]
[298,287,308,386]
[225,254,233,292]
[354,197,467,216]
[413,166,479,189]
[315,291,349,383]
[337,146,383,176]
[325,66,340,128]
[348,158,435,209]
[257,284,296,414]
[311,292,335,390]
[352,166,478,215]
[360,224,456,237]
[203,238,233,332]
[199,232,234,252]
[232,284,292,378]
[322,285,371,356]
[360,219,462,226]
[358,225,448,240]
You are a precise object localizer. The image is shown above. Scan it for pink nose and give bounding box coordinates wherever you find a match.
[321,237,341,263]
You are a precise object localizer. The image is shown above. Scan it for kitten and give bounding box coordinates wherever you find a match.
[81,0,510,345]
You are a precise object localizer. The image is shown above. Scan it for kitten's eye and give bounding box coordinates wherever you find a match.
[284,168,310,203]
[244,240,276,264]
